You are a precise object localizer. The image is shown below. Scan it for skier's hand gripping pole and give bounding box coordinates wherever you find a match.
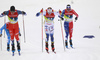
[74,17,78,22]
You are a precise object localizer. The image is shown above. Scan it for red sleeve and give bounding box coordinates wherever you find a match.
[72,9,79,17]
[59,10,62,15]
[40,8,43,13]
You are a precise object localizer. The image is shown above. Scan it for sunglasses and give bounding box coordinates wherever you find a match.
[67,6,71,9]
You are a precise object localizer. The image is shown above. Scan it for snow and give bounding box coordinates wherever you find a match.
[0,0,100,60]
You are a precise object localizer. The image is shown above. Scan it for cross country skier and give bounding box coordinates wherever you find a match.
[0,6,26,56]
[59,4,79,48]
[0,22,21,51]
[36,7,60,53]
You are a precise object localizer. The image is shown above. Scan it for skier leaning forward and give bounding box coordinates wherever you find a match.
[36,7,60,52]
[0,6,26,54]
[60,4,79,48]
[0,22,21,51]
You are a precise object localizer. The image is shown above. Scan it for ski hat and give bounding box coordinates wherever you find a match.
[66,4,71,9]
[47,7,52,14]
[10,6,15,11]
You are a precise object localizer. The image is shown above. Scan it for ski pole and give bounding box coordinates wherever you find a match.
[59,19,65,51]
[41,8,43,52]
[4,16,6,38]
[58,10,65,51]
[22,15,26,43]
[0,37,2,51]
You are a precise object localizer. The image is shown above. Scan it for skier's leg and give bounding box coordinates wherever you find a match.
[50,34,55,51]
[45,33,49,51]
[45,24,49,52]
[17,41,20,52]
[11,40,15,53]
[69,22,73,47]
[9,29,15,52]
[64,22,69,48]
[7,36,10,51]
[9,29,14,41]
[50,24,55,51]
[15,27,21,52]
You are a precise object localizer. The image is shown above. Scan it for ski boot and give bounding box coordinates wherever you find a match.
[65,40,68,48]
[12,44,15,56]
[51,42,56,53]
[7,44,10,51]
[45,42,49,53]
[11,40,15,56]
[17,41,21,55]
[69,40,73,48]
[51,42,55,52]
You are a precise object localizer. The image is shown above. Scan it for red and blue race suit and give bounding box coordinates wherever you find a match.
[0,22,21,45]
[1,10,25,41]
[61,9,78,40]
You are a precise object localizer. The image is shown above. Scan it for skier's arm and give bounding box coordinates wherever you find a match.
[36,8,46,17]
[72,9,79,20]
[1,11,9,17]
[17,10,26,15]
[61,10,65,17]
[58,10,64,20]
[0,24,6,34]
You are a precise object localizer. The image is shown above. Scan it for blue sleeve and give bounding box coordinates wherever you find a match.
[17,10,22,15]
[0,24,6,34]
[61,10,65,17]
[36,12,40,17]
[17,10,27,15]
[1,11,9,16]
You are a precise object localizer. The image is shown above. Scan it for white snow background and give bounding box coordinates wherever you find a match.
[0,0,100,60]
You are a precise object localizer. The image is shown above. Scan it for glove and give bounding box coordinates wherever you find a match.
[75,17,78,20]
[36,12,40,16]
[61,17,64,20]
[22,11,26,14]
[0,34,2,37]
[58,16,64,20]
[2,11,6,15]
[19,33,21,36]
